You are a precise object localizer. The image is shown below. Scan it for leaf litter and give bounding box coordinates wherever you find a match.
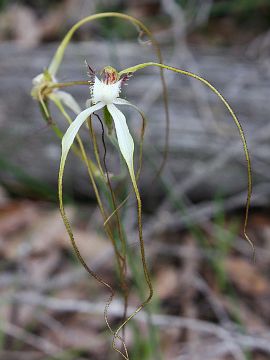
[0,186,270,359]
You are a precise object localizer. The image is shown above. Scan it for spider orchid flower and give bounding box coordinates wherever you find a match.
[31,71,81,116]
[60,65,136,183]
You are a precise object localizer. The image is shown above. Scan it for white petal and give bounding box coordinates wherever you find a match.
[56,91,81,115]
[107,104,134,172]
[61,102,104,165]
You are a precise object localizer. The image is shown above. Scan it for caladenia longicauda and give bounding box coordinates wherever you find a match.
[31,12,255,360]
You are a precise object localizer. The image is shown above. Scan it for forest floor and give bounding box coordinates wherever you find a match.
[0,187,270,360]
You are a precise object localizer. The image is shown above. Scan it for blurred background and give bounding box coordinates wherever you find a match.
[0,0,270,359]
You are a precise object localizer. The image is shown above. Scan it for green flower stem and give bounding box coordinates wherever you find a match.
[87,116,106,180]
[113,168,153,352]
[88,114,130,345]
[54,97,129,359]
[87,103,149,354]
[120,62,254,259]
[103,109,148,346]
[102,108,148,310]
[111,119,152,355]
[51,96,130,338]
[87,115,128,287]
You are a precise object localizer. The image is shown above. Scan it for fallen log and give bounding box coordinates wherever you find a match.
[0,42,269,204]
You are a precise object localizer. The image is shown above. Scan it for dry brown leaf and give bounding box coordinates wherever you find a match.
[225,258,270,296]
[0,206,72,260]
[0,201,38,237]
[155,266,179,300]
[25,207,75,254]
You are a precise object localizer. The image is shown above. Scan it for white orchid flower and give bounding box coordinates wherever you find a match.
[60,65,136,183]
[31,71,81,115]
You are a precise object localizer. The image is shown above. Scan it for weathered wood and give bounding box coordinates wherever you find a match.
[0,42,269,201]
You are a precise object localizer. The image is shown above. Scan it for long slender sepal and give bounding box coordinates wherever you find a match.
[119,62,254,259]
[48,13,164,77]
